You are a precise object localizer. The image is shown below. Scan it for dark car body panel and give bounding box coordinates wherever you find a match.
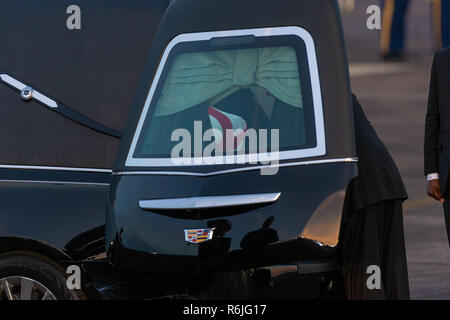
[0,167,110,257]
[108,162,355,274]
[0,0,169,297]
[0,0,167,243]
[107,0,357,274]
[0,0,168,168]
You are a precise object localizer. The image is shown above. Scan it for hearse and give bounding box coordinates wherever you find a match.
[0,0,357,299]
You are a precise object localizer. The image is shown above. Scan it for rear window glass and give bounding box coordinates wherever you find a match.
[126,27,325,167]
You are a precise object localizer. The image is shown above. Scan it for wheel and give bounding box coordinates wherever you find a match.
[0,250,86,300]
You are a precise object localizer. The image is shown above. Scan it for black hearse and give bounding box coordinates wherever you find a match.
[0,0,357,299]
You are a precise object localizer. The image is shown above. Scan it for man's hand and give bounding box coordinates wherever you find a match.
[427,179,444,203]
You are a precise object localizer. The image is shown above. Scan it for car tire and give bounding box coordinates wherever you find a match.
[0,250,86,300]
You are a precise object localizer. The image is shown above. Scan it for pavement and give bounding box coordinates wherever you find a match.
[341,0,450,299]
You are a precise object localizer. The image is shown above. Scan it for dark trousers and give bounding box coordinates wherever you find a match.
[432,0,450,49]
[380,0,410,55]
[442,194,450,247]
[442,0,450,47]
[340,199,410,300]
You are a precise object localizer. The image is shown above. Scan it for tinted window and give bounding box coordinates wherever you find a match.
[126,28,325,167]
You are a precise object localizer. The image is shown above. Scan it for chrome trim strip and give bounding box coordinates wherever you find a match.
[0,74,58,109]
[0,179,109,186]
[0,165,112,173]
[114,157,358,177]
[32,91,58,109]
[139,192,281,210]
[0,74,26,90]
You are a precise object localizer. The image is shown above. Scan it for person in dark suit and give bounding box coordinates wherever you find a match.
[338,94,410,300]
[424,47,450,247]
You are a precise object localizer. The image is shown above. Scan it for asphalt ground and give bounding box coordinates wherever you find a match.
[340,0,450,299]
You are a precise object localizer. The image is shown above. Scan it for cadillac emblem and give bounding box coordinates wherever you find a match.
[184,228,214,244]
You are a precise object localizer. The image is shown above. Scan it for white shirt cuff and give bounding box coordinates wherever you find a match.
[427,173,439,181]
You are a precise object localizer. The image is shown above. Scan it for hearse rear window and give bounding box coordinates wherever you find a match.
[126,27,325,167]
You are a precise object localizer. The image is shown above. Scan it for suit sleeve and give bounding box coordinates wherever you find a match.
[424,52,440,176]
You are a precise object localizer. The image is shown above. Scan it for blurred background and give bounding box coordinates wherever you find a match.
[339,0,450,299]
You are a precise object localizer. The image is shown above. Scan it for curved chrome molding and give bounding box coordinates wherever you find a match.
[125,26,326,167]
[0,164,112,173]
[0,73,122,138]
[114,157,358,177]
[139,192,281,210]
[125,26,327,167]
[0,74,58,109]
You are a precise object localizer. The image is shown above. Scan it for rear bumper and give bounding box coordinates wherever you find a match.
[89,247,342,299]
[108,234,339,275]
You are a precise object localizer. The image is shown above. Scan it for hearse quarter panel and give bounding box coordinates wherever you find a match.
[108,0,357,274]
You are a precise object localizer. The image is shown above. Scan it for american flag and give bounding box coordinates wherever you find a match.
[208,106,247,152]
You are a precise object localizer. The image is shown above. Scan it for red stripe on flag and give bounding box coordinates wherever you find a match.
[208,106,233,147]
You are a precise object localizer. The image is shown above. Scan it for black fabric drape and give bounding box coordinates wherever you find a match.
[336,94,410,300]
[349,94,408,212]
[340,199,410,300]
